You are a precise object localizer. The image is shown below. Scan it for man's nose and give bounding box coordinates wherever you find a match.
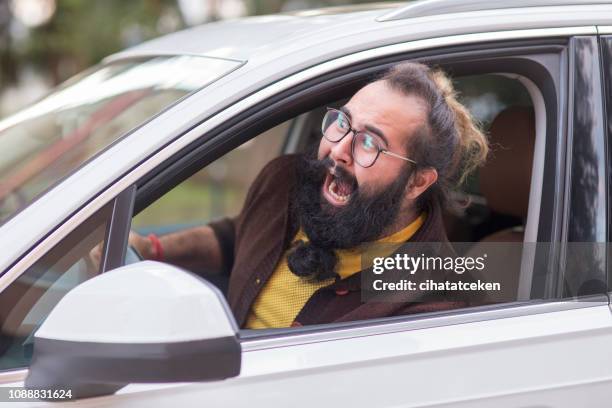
[329,132,354,166]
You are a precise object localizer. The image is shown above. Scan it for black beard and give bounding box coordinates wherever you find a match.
[287,153,413,281]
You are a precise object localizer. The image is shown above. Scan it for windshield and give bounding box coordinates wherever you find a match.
[0,55,240,225]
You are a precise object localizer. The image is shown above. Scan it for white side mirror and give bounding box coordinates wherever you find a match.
[25,261,241,399]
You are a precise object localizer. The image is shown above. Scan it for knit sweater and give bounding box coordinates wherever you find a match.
[209,154,476,328]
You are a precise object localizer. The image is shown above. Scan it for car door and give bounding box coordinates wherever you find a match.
[2,28,612,408]
[102,35,611,408]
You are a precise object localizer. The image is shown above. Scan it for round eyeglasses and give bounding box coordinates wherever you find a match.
[321,108,418,168]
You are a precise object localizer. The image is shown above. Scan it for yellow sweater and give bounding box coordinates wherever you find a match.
[245,213,426,329]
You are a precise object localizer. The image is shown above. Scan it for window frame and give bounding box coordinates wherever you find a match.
[558,36,608,299]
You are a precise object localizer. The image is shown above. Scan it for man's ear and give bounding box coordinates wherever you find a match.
[405,167,438,200]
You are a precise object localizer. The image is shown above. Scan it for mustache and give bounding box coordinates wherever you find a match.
[311,156,358,192]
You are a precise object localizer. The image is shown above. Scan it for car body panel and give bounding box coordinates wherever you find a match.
[5,304,612,407]
[106,5,612,63]
[378,0,612,21]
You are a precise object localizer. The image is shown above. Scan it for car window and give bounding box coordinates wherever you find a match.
[132,121,289,233]
[445,75,538,303]
[447,74,533,241]
[129,51,610,335]
[0,202,112,371]
[130,70,545,324]
[0,55,240,226]
[279,74,541,306]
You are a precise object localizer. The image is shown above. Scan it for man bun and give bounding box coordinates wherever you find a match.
[429,69,489,185]
[380,62,489,210]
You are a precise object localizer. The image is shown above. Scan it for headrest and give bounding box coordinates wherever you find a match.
[479,106,535,219]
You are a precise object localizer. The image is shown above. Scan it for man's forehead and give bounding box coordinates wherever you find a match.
[345,81,428,140]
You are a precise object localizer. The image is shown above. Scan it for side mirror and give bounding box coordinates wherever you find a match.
[25,261,241,399]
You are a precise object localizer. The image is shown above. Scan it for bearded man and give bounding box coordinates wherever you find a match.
[129,62,489,329]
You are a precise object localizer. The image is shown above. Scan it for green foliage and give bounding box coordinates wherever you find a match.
[3,0,401,85]
[246,0,398,15]
[21,0,182,82]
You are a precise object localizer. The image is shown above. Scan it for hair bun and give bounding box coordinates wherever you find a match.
[380,62,489,210]
[430,69,489,184]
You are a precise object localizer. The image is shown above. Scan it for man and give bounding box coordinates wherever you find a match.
[130,62,489,329]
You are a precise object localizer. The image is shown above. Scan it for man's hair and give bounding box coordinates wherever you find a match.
[378,62,489,210]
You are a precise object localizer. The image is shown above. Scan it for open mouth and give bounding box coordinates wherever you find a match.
[322,169,355,207]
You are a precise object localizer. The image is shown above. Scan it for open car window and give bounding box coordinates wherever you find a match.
[133,122,288,233]
[129,68,564,330]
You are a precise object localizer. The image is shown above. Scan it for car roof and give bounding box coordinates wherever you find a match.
[106,7,393,62]
[106,0,612,63]
[378,0,612,20]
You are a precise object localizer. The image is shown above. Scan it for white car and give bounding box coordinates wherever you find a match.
[1,0,612,406]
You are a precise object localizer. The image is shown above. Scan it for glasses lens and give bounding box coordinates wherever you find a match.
[353,131,380,167]
[322,110,350,142]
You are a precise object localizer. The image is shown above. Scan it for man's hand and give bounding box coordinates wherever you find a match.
[87,232,153,273]
[129,231,154,259]
[88,242,103,274]
[91,226,223,274]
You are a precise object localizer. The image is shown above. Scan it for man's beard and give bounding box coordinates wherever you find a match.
[287,153,414,282]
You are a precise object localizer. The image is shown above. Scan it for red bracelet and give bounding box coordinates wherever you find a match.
[147,233,164,261]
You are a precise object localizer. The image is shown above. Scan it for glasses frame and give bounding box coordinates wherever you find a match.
[321,107,418,168]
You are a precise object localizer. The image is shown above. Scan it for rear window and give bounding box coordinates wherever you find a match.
[0,55,240,225]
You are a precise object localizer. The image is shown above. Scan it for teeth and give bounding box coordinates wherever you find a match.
[328,180,349,202]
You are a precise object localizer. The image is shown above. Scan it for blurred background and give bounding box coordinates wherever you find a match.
[0,0,396,116]
[0,0,531,233]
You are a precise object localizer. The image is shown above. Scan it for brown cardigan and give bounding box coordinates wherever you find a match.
[210,154,471,328]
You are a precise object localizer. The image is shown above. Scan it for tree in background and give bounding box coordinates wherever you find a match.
[20,0,181,84]
[247,0,386,15]
[0,0,397,114]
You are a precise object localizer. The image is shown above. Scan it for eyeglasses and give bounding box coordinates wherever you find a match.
[321,108,418,168]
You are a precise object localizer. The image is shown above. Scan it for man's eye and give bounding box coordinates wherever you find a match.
[361,134,378,151]
[336,115,349,129]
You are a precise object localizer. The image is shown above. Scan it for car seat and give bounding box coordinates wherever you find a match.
[465,106,535,302]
